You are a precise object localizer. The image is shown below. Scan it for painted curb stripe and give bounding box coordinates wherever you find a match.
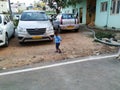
[0,54,118,76]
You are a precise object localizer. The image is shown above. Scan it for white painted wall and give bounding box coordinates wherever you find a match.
[0,1,8,13]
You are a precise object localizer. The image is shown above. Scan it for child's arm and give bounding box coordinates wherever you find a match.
[49,36,53,40]
[59,36,62,41]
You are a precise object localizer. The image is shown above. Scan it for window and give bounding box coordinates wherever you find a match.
[4,16,8,23]
[111,0,120,14]
[62,14,75,19]
[101,2,108,12]
[6,16,10,22]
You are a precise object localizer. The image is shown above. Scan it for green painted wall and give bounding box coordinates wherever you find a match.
[95,0,120,29]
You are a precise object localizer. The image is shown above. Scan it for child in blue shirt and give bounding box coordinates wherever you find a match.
[54,31,62,53]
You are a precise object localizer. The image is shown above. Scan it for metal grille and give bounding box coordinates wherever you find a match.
[27,28,46,35]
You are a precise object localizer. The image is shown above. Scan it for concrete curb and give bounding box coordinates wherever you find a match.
[85,26,120,47]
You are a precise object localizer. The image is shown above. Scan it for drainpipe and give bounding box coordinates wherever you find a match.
[106,0,111,28]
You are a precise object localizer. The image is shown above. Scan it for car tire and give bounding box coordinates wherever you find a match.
[74,29,79,32]
[19,41,24,45]
[4,34,9,47]
[12,29,15,38]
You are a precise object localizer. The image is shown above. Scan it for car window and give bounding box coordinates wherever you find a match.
[0,16,2,24]
[4,16,8,23]
[20,12,48,21]
[62,14,75,19]
[6,16,10,22]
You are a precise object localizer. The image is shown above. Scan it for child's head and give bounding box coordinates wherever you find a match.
[54,31,58,36]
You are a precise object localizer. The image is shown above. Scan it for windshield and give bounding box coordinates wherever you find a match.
[62,14,75,19]
[0,16,2,24]
[20,12,48,21]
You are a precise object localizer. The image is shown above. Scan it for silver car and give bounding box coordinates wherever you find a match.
[53,13,80,33]
[17,10,54,44]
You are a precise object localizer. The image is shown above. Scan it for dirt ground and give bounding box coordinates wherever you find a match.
[0,30,118,69]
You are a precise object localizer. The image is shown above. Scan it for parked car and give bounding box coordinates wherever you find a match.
[0,14,15,47]
[16,10,54,44]
[52,13,80,33]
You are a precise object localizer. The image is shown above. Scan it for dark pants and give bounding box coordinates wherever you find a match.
[56,43,60,50]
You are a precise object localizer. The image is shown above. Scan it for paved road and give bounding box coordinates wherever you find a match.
[0,56,120,90]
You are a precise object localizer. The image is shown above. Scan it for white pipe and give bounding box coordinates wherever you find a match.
[85,26,120,57]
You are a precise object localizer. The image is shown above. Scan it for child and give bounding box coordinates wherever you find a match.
[54,31,62,53]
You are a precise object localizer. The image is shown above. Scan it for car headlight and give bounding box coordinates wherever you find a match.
[46,26,54,32]
[17,27,27,33]
[0,29,3,35]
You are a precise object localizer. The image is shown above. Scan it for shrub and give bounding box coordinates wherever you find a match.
[13,20,19,28]
[95,31,115,39]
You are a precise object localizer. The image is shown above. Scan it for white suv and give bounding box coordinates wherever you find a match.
[0,14,15,47]
[53,13,80,33]
[17,10,54,44]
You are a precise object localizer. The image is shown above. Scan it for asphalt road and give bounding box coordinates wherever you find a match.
[0,55,120,90]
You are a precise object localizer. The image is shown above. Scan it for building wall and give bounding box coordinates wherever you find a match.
[108,1,120,29]
[95,0,120,29]
[18,3,26,11]
[95,0,109,27]
[62,0,87,24]
[11,3,26,13]
[0,1,8,13]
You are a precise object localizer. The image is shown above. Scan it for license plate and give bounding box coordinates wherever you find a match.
[67,26,74,29]
[32,36,42,39]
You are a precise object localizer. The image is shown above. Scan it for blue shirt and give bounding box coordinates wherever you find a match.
[54,35,62,43]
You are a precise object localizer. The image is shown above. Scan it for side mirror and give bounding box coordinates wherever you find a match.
[4,21,7,25]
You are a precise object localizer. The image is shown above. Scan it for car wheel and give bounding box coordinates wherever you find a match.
[19,41,24,45]
[4,34,9,47]
[74,29,79,32]
[12,29,15,38]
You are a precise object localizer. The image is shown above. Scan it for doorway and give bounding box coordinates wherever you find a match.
[79,8,83,23]
[86,0,96,26]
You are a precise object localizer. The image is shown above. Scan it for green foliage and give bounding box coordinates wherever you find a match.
[47,0,82,14]
[47,0,82,8]
[67,0,81,6]
[95,31,115,39]
[13,20,19,28]
[59,0,82,7]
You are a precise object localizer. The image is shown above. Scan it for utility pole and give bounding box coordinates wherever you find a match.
[8,0,13,20]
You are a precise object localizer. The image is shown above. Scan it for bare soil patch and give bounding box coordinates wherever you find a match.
[0,30,118,69]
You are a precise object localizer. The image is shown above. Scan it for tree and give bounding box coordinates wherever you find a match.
[67,0,82,6]
[46,0,82,14]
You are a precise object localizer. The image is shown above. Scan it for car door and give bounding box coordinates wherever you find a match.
[5,16,14,38]
[9,16,14,37]
[3,16,11,38]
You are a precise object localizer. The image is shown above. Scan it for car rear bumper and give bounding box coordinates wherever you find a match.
[60,24,80,30]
